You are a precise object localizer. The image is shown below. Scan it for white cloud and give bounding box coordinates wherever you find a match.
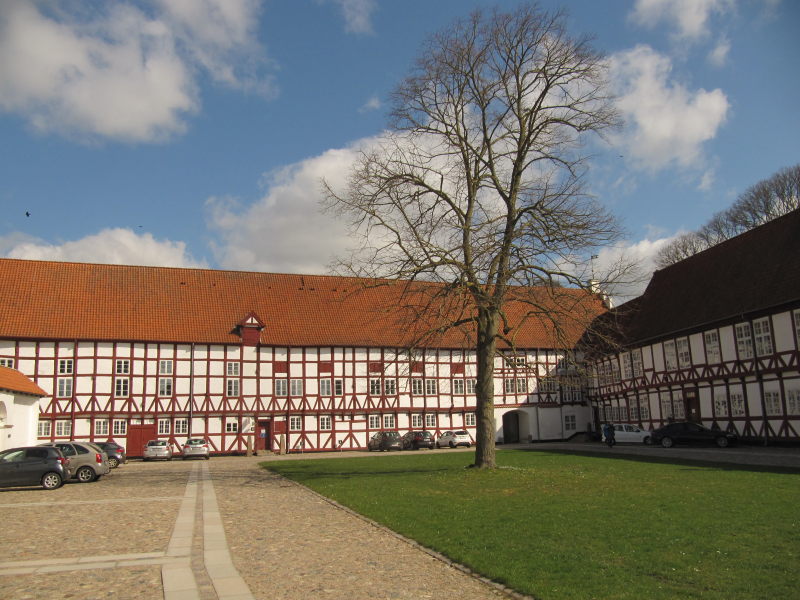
[595,232,682,301]
[707,36,731,66]
[327,0,376,34]
[0,0,269,143]
[698,169,715,191]
[629,0,734,40]
[206,144,365,273]
[609,45,729,173]
[359,95,381,113]
[2,228,206,268]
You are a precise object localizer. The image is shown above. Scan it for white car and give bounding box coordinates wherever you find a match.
[604,424,652,444]
[436,430,472,448]
[143,440,173,461]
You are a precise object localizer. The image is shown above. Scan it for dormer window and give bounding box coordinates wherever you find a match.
[237,312,265,346]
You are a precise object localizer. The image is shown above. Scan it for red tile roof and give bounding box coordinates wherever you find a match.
[0,258,605,349]
[0,366,47,397]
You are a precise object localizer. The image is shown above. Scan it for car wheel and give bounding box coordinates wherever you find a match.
[449,441,455,448]
[205,455,210,460]
[107,457,119,468]
[643,436,651,445]
[715,436,729,448]
[435,443,440,449]
[168,457,173,461]
[76,466,96,483]
[660,437,674,448]
[41,472,62,490]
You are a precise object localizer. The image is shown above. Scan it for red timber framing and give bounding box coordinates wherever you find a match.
[4,337,590,454]
[588,311,800,442]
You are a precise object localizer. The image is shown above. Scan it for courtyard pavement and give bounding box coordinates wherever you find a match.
[0,441,796,600]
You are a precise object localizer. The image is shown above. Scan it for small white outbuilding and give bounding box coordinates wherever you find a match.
[0,366,47,451]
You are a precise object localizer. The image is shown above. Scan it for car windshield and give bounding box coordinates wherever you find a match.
[386,432,400,439]
[148,441,167,446]
[454,430,468,435]
[186,439,205,445]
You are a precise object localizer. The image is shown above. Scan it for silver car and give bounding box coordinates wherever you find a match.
[143,440,173,461]
[181,438,210,460]
[436,430,472,448]
[39,441,110,483]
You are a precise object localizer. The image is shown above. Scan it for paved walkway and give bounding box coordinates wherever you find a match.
[0,454,510,600]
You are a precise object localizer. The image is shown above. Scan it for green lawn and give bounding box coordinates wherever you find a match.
[262,450,799,600]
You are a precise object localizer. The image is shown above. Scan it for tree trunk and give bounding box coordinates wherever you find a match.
[473,307,499,469]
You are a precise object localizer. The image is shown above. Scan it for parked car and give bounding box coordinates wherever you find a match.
[39,441,110,482]
[603,424,652,445]
[436,430,472,448]
[367,431,402,451]
[143,440,173,461]
[650,422,738,448]
[94,441,126,468]
[401,431,435,450]
[0,446,72,490]
[181,438,210,460]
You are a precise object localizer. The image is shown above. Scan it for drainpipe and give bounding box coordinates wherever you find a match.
[188,343,195,437]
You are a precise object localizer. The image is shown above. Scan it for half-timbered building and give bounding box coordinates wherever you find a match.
[586,208,800,442]
[0,258,602,455]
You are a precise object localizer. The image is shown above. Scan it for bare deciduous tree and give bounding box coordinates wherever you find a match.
[656,164,800,268]
[324,4,626,469]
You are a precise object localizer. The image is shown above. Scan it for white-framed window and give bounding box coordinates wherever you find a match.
[319,416,332,430]
[226,379,239,397]
[663,340,677,370]
[787,387,800,415]
[159,359,173,375]
[539,378,557,394]
[516,378,528,393]
[504,378,516,394]
[383,414,395,429]
[94,419,109,436]
[714,392,729,417]
[465,412,476,427]
[411,414,423,428]
[730,392,746,417]
[660,392,672,419]
[334,379,344,396]
[37,420,51,437]
[225,421,238,433]
[621,352,632,380]
[57,378,73,398]
[735,324,754,359]
[320,379,332,396]
[452,379,465,395]
[290,379,303,396]
[425,379,437,395]
[639,398,650,421]
[704,331,721,364]
[226,362,240,376]
[113,419,127,435]
[370,379,381,395]
[411,378,423,395]
[631,349,643,377]
[764,391,781,416]
[384,379,397,395]
[289,416,302,431]
[794,310,800,347]
[676,338,691,368]
[0,358,14,368]
[159,377,173,396]
[116,359,130,374]
[158,419,170,435]
[562,383,582,403]
[611,406,619,421]
[564,414,577,431]
[275,379,288,396]
[114,378,129,398]
[630,403,639,421]
[619,406,629,421]
[368,415,380,429]
[672,393,685,419]
[58,358,74,374]
[753,318,773,356]
[175,419,188,435]
[466,379,477,394]
[55,420,72,437]
[425,413,436,428]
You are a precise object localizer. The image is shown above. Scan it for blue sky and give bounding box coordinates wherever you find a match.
[0,0,797,298]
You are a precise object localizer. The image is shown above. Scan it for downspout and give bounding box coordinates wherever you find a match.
[188,343,195,437]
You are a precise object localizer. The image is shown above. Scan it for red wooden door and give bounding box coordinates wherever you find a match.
[127,424,157,457]
[256,421,271,452]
